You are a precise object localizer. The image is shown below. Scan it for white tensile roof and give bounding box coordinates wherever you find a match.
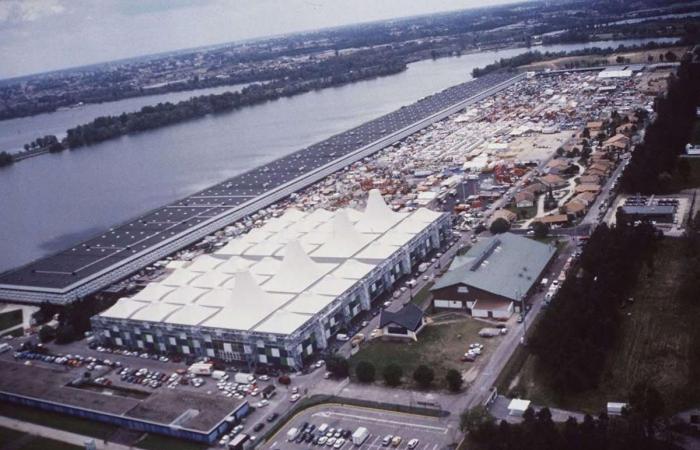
[215,239,252,256]
[243,240,284,258]
[130,302,180,322]
[283,292,335,315]
[376,230,415,247]
[249,257,282,276]
[263,241,337,293]
[355,189,407,233]
[160,285,208,305]
[100,298,149,319]
[311,211,375,259]
[186,254,224,272]
[189,271,232,289]
[161,269,200,287]
[166,304,218,326]
[332,259,376,280]
[131,283,175,302]
[311,276,357,297]
[196,288,236,308]
[216,256,255,274]
[355,243,400,262]
[101,193,447,336]
[253,310,312,335]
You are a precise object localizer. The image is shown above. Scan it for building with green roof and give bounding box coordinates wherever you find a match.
[431,233,556,319]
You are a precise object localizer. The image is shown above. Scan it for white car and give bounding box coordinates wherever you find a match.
[289,393,301,402]
[258,375,270,381]
[334,438,345,448]
[408,439,420,449]
[315,360,325,368]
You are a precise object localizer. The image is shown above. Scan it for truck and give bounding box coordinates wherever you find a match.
[234,372,256,384]
[228,433,249,450]
[287,427,300,441]
[188,362,213,376]
[212,370,228,381]
[352,427,369,446]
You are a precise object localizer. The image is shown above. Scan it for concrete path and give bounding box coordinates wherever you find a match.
[0,415,134,450]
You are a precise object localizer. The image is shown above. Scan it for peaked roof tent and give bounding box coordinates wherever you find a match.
[131,283,175,302]
[216,256,255,274]
[264,240,335,293]
[160,269,200,287]
[355,189,406,233]
[311,211,373,258]
[166,304,219,326]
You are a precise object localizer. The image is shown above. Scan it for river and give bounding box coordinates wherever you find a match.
[0,37,679,273]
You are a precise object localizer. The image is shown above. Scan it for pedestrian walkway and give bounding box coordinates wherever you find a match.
[0,415,134,450]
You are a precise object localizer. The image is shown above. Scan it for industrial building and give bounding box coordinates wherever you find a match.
[430,233,555,319]
[92,190,450,369]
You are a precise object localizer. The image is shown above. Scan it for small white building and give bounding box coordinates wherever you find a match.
[378,304,426,341]
[607,402,627,416]
[508,398,532,416]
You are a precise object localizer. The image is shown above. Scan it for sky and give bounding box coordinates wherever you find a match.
[0,0,523,79]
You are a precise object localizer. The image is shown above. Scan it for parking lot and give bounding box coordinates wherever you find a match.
[264,404,454,450]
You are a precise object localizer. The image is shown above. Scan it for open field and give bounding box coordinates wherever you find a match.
[503,239,700,414]
[0,425,82,450]
[349,318,503,388]
[520,46,690,71]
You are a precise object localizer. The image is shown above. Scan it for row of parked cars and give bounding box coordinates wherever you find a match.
[95,346,171,363]
[14,350,122,370]
[288,422,352,447]
[117,366,181,389]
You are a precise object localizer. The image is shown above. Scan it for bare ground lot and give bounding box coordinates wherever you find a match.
[349,318,504,389]
[504,238,700,414]
[520,46,691,71]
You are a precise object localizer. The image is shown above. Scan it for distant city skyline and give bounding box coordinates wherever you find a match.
[0,0,527,79]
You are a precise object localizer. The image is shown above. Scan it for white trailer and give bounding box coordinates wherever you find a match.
[234,372,255,384]
[188,362,213,376]
[352,427,369,446]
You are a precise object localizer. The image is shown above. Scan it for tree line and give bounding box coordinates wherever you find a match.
[25,55,406,152]
[528,221,659,393]
[471,41,679,78]
[461,393,677,450]
[620,56,700,194]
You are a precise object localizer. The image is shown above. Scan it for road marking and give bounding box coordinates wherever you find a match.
[324,412,447,432]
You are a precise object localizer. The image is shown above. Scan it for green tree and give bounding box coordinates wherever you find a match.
[532,221,549,239]
[383,363,403,386]
[445,369,463,392]
[38,325,56,343]
[678,158,691,182]
[460,406,495,442]
[355,361,376,383]
[489,217,510,234]
[325,355,350,378]
[412,365,434,388]
[628,381,664,436]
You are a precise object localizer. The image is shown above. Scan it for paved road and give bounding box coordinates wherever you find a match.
[0,415,132,450]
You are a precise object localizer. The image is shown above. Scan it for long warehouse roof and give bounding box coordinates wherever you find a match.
[0,71,517,294]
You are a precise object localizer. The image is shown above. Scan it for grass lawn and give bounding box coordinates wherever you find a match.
[0,425,82,450]
[503,239,700,414]
[349,318,502,388]
[409,282,434,307]
[669,157,700,192]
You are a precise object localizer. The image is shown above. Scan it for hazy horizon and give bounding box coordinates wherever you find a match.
[0,0,528,80]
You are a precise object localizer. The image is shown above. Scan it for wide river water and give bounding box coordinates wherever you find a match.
[0,38,678,273]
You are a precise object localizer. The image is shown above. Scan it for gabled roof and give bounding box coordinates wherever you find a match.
[379,303,424,332]
[355,189,406,233]
[432,233,556,301]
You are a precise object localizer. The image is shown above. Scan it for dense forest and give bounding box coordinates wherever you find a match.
[620,55,700,194]
[462,403,680,450]
[528,221,659,393]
